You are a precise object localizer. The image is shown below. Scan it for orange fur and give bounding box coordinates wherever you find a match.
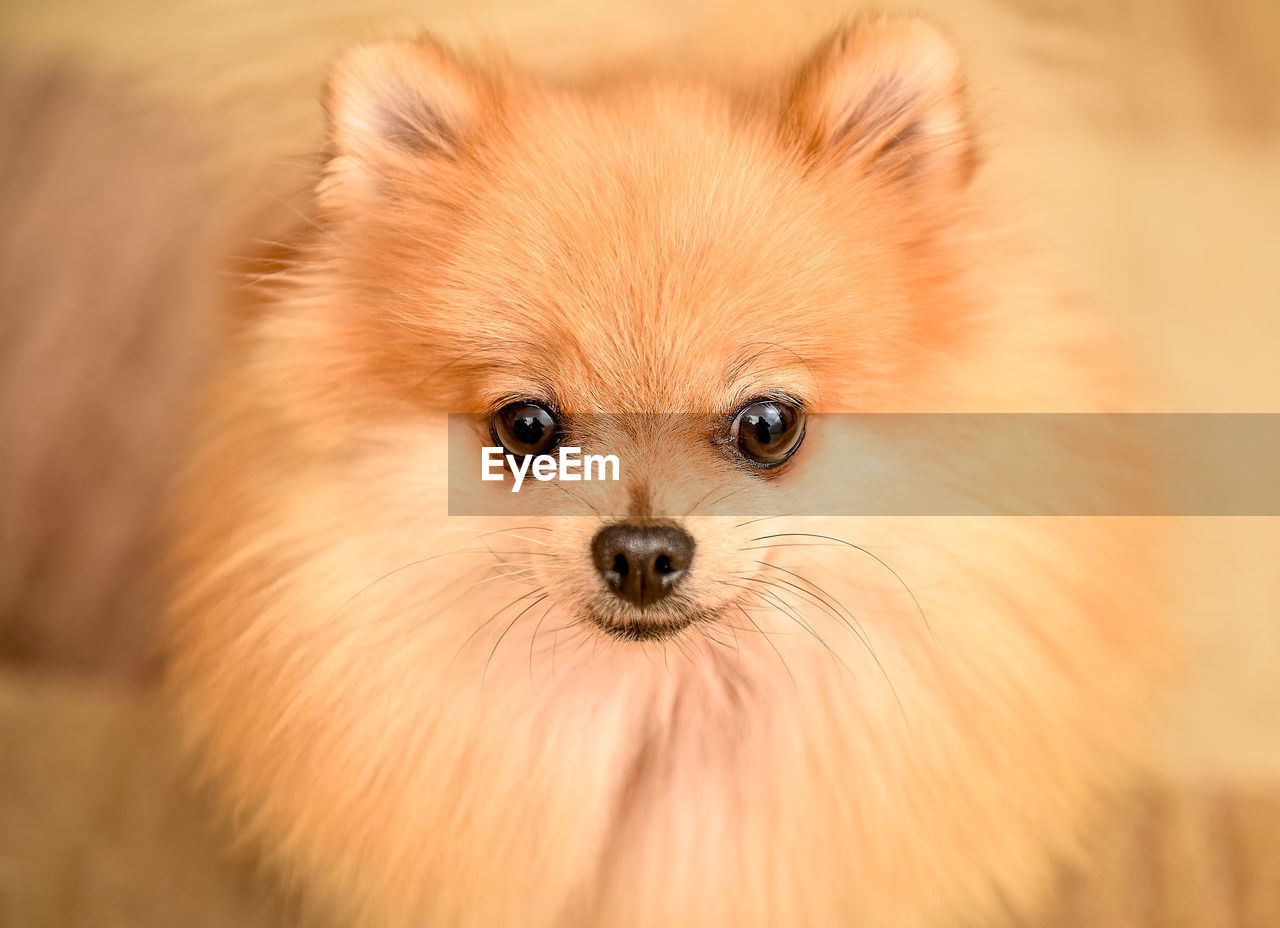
[165,16,1164,927]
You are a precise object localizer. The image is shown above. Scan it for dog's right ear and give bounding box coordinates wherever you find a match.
[322,37,493,203]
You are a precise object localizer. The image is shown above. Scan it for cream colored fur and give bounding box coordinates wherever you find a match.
[164,17,1165,928]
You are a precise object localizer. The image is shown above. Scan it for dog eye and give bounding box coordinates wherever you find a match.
[491,402,561,457]
[730,400,805,466]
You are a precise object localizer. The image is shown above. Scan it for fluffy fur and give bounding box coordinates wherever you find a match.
[165,16,1163,927]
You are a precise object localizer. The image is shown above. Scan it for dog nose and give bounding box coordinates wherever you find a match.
[591,522,694,608]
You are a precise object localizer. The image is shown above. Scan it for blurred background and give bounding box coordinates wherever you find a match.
[1,0,1277,925]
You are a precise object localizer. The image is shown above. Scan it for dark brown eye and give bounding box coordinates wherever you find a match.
[731,400,805,467]
[491,402,560,457]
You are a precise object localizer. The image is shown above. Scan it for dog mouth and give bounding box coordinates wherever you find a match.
[585,607,706,643]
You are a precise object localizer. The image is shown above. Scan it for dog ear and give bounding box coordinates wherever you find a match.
[785,16,974,192]
[321,36,492,201]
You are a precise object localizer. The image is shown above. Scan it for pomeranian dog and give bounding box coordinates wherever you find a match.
[165,14,1163,928]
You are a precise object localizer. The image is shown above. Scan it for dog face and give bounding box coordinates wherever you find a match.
[167,17,1161,928]
[310,17,979,639]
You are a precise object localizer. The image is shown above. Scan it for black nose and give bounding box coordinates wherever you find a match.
[591,522,694,608]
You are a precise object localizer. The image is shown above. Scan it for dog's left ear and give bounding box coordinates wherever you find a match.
[785,16,974,192]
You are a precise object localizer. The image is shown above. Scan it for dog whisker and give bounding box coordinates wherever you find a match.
[734,602,797,690]
[527,598,559,692]
[446,588,547,678]
[750,532,933,643]
[748,566,910,732]
[484,593,548,688]
[731,579,854,681]
[753,562,876,652]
